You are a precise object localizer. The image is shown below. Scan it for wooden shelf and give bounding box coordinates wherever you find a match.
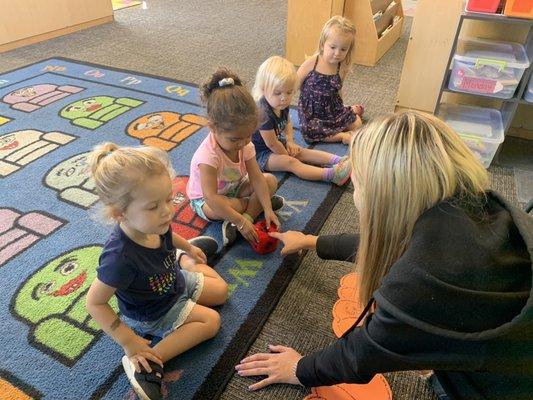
[0,0,113,53]
[285,0,404,67]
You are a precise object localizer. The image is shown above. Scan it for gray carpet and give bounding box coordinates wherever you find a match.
[1,1,525,399]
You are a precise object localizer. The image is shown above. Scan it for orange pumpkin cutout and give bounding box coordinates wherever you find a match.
[304,374,392,400]
[332,273,365,338]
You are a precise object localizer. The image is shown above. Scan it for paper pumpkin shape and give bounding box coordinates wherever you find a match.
[332,273,365,338]
[304,374,392,400]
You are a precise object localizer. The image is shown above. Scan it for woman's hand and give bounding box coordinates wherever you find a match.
[286,140,302,157]
[238,218,259,243]
[186,245,207,264]
[123,335,163,373]
[264,209,280,230]
[235,345,303,391]
[269,231,317,256]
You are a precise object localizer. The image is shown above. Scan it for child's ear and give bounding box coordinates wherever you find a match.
[110,206,124,221]
[207,122,217,133]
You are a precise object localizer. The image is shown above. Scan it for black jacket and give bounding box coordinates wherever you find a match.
[297,191,533,400]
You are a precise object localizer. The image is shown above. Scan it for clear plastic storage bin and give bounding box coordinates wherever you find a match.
[449,38,530,99]
[525,74,533,102]
[437,103,504,168]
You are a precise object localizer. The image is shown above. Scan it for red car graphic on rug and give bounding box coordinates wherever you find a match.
[171,176,208,239]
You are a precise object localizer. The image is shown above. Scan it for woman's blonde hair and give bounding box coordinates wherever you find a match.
[318,16,356,66]
[89,142,175,221]
[252,56,298,102]
[350,111,489,305]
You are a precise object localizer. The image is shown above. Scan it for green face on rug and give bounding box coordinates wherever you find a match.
[61,96,115,118]
[60,95,144,129]
[12,245,117,365]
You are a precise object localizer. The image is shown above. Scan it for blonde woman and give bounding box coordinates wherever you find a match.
[236,111,533,400]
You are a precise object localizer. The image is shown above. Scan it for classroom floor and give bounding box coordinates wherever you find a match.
[1,1,529,399]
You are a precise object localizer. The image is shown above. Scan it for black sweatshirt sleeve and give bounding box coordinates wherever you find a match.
[315,234,359,262]
[296,305,484,387]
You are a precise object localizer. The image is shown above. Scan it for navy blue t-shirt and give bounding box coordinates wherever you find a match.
[97,225,185,322]
[252,97,289,153]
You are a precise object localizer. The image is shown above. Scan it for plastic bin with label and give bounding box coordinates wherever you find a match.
[448,38,530,99]
[525,74,533,102]
[437,103,504,168]
[466,0,502,13]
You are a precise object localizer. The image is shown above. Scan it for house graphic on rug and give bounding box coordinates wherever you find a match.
[44,152,98,209]
[0,208,65,267]
[0,130,77,177]
[2,84,84,112]
[126,111,208,151]
[60,96,143,129]
[11,245,119,366]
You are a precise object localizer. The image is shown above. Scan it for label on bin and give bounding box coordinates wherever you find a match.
[458,76,500,93]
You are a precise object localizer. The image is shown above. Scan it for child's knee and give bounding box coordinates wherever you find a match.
[215,279,229,305]
[206,309,221,337]
[263,173,278,193]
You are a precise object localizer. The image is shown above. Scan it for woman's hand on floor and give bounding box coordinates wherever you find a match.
[235,345,303,390]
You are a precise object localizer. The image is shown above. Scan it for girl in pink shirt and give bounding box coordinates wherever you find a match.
[186,68,283,247]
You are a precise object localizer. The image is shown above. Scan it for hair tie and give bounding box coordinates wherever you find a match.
[218,77,234,87]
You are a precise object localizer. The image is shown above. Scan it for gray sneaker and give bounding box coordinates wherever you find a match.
[271,195,285,211]
[189,236,218,259]
[331,157,351,186]
[122,355,163,400]
[222,220,238,247]
[176,235,218,264]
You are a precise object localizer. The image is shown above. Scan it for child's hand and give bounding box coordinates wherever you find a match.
[286,141,301,157]
[186,245,207,264]
[123,335,163,372]
[264,209,280,230]
[238,218,259,244]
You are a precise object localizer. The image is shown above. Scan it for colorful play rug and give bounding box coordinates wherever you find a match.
[0,58,347,399]
[112,0,142,11]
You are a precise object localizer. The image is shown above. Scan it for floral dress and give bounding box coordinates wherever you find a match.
[298,56,357,143]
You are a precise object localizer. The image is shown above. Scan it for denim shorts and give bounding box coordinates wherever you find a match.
[190,176,250,221]
[256,149,273,171]
[122,269,204,338]
[256,138,286,171]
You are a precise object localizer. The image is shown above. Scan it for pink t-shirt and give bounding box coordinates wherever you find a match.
[186,132,256,200]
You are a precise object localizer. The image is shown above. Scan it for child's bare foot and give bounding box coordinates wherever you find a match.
[341,131,356,145]
[351,104,364,116]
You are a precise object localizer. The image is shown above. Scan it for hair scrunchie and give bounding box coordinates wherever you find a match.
[218,77,234,87]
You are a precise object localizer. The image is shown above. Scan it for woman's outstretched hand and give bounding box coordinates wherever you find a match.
[268,231,317,256]
[235,345,303,391]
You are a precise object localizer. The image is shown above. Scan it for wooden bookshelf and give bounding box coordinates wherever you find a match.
[285,0,404,66]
